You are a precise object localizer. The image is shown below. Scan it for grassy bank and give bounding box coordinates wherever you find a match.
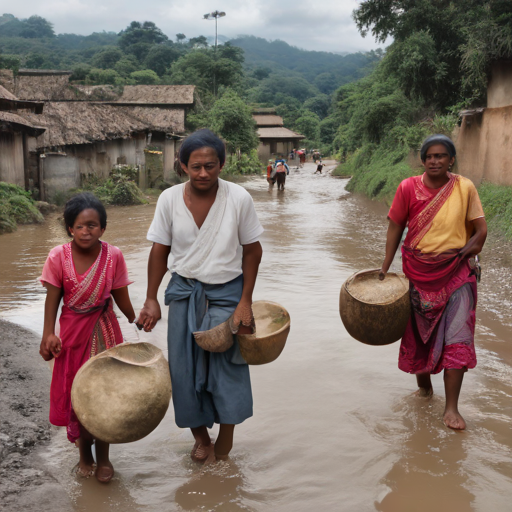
[0,183,44,234]
[336,143,418,204]
[336,147,512,240]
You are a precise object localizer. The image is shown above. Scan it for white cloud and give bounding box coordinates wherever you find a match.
[0,0,385,53]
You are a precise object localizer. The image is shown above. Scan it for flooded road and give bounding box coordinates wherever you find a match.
[1,163,512,511]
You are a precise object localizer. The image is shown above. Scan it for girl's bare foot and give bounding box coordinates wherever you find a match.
[443,409,466,430]
[77,437,95,478]
[96,461,114,483]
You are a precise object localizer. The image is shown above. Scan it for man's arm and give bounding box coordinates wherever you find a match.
[137,242,171,332]
[233,241,263,334]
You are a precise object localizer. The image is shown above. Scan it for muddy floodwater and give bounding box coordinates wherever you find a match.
[1,163,512,511]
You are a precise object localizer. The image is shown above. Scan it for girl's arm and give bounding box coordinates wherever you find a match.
[111,286,136,323]
[40,284,63,361]
[137,242,171,332]
[379,219,405,280]
[233,241,263,334]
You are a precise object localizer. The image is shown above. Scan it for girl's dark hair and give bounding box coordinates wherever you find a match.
[63,192,107,236]
[179,129,226,167]
[420,134,456,162]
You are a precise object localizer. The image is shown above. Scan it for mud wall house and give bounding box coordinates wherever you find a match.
[252,110,304,162]
[456,60,512,186]
[1,69,195,199]
[0,84,44,189]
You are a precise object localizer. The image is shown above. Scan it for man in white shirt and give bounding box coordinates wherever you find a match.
[138,129,263,464]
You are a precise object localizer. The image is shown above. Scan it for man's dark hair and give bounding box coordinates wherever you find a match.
[179,129,226,167]
[63,192,107,236]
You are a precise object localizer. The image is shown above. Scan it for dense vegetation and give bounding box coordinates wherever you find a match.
[331,0,512,215]
[0,13,379,157]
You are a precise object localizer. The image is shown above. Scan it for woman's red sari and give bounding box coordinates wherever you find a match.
[389,174,482,374]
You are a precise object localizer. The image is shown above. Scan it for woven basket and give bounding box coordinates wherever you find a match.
[339,269,410,346]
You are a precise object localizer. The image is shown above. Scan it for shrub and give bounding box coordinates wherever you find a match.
[222,150,263,175]
[0,182,43,234]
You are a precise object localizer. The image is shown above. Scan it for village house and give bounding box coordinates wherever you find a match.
[252,109,304,163]
[0,79,44,189]
[456,60,512,186]
[0,69,195,200]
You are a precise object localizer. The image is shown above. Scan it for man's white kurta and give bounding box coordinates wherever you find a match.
[147,179,263,284]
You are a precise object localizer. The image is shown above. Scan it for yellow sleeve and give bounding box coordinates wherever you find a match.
[466,181,485,221]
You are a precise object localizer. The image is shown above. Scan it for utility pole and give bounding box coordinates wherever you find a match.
[203,10,226,97]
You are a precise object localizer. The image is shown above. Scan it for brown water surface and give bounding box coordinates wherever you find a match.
[1,163,512,511]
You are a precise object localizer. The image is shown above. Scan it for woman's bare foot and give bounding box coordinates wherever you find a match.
[443,408,466,430]
[415,386,433,398]
[96,461,114,483]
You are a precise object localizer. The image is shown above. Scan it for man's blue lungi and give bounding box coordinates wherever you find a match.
[164,272,253,428]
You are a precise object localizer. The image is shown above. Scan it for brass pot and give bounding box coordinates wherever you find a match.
[237,300,290,365]
[71,342,172,444]
[339,269,410,346]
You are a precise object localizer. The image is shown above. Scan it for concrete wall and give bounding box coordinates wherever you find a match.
[42,153,80,200]
[257,140,299,163]
[0,131,24,186]
[456,106,512,186]
[41,134,149,200]
[162,138,176,181]
[487,61,512,108]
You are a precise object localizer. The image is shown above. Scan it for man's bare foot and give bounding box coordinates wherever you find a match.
[200,444,217,466]
[96,461,114,483]
[191,441,213,462]
[443,409,466,430]
[415,386,433,398]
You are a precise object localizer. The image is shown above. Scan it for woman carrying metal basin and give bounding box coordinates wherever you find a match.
[379,134,487,430]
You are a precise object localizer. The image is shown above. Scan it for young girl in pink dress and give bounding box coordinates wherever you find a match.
[39,192,136,483]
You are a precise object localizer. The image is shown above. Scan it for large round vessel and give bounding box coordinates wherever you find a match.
[237,300,290,365]
[71,342,172,444]
[339,269,410,346]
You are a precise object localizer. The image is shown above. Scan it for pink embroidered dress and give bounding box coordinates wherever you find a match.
[40,241,132,442]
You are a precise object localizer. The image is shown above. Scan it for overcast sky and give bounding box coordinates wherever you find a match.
[0,0,387,54]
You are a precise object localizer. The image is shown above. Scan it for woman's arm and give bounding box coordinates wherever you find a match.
[458,217,487,259]
[40,284,63,360]
[111,286,136,323]
[233,241,263,334]
[137,242,171,332]
[379,219,405,280]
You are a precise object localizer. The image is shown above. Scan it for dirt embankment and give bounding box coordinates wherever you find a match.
[0,320,71,512]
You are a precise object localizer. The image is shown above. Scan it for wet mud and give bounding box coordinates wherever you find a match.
[1,162,512,511]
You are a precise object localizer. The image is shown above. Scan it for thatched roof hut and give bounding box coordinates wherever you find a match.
[18,102,146,149]
[17,102,185,150]
[257,127,305,140]
[0,84,44,113]
[15,70,75,101]
[0,111,45,136]
[115,85,195,106]
[120,106,185,132]
[253,115,284,127]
